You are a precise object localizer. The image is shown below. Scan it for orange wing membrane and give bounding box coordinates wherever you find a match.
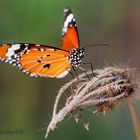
[0,44,71,78]
[61,8,80,51]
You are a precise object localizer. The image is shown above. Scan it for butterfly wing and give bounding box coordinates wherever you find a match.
[61,8,80,52]
[0,43,71,78]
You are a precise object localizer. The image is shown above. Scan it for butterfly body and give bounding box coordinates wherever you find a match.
[0,8,84,78]
[69,48,85,67]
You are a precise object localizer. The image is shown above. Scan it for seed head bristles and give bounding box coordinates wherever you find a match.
[45,66,139,138]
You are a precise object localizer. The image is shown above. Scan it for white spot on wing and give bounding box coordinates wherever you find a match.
[6,51,14,57]
[56,69,70,78]
[64,13,73,27]
[6,44,20,57]
[62,13,74,35]
[11,44,20,50]
[64,8,69,13]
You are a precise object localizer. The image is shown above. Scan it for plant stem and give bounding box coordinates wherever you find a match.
[127,97,140,140]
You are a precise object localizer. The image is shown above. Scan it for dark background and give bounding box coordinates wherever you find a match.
[0,0,139,140]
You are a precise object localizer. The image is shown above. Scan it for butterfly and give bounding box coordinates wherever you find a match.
[0,8,85,78]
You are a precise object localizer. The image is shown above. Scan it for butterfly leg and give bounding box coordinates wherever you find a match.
[82,62,96,77]
[72,66,80,81]
[78,66,90,80]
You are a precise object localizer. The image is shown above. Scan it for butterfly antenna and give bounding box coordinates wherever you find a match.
[83,43,110,49]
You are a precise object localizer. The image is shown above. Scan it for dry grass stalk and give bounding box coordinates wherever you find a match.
[127,97,140,140]
[45,66,139,138]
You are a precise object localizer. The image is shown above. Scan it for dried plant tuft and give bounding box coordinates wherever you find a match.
[45,66,140,139]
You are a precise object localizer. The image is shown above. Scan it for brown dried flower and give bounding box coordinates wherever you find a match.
[45,66,140,139]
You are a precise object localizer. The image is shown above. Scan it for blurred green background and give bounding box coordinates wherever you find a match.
[0,0,139,140]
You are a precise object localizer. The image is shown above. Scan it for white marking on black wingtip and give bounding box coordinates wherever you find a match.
[64,8,69,12]
[62,12,75,36]
[6,44,21,57]
[64,8,71,13]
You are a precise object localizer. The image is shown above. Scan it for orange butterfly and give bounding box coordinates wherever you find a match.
[0,8,85,78]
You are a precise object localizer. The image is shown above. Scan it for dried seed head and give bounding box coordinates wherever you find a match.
[45,66,139,138]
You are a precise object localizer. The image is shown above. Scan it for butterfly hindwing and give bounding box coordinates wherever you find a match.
[61,8,80,52]
[0,44,71,78]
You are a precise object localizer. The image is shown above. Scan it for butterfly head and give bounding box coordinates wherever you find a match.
[69,48,85,67]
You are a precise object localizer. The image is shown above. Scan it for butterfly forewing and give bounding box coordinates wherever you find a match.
[0,44,71,78]
[61,8,80,52]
